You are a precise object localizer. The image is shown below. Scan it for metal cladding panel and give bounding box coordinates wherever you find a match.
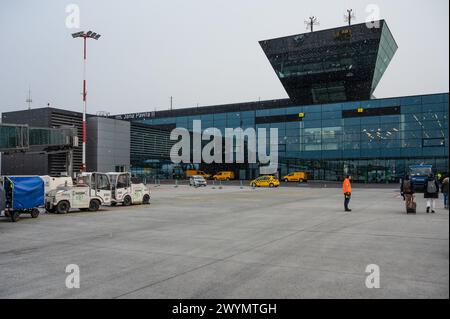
[87,117,130,172]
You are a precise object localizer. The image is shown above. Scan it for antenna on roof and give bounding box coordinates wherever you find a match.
[344,9,356,26]
[25,86,32,110]
[305,16,319,32]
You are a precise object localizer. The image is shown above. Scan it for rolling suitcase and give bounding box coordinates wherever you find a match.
[406,197,416,214]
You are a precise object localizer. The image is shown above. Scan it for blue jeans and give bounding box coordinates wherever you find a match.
[444,193,449,207]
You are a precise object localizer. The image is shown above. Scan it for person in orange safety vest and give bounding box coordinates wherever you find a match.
[342,175,352,212]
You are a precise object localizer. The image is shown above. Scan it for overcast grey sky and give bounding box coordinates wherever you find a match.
[0,0,448,115]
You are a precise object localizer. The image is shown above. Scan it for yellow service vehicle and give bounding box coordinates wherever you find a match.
[212,171,235,181]
[282,171,308,183]
[185,170,211,179]
[250,175,280,188]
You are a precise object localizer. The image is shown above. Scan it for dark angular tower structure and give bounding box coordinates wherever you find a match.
[260,20,397,105]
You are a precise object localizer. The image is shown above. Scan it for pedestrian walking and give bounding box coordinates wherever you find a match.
[441,176,449,209]
[424,173,439,213]
[342,175,352,212]
[400,174,415,213]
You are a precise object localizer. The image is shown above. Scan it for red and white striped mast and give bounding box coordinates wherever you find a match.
[72,30,101,172]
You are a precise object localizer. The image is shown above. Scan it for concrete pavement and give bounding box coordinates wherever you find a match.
[0,185,448,298]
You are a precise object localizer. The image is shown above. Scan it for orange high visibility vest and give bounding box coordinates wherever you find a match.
[342,178,352,194]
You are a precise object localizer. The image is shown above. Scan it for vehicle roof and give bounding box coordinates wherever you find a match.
[79,172,109,176]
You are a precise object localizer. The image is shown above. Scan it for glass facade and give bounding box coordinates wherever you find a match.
[0,124,28,151]
[0,125,75,151]
[259,20,397,105]
[128,93,449,182]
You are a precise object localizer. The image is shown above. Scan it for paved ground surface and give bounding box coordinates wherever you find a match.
[0,185,448,299]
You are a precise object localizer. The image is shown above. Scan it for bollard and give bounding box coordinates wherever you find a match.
[212,180,215,189]
[240,180,243,189]
[219,180,222,189]
[174,179,178,188]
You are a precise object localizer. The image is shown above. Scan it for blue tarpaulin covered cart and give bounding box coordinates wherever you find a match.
[1,176,44,222]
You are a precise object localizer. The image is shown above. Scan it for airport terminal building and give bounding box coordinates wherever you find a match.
[2,20,449,182]
[115,20,449,182]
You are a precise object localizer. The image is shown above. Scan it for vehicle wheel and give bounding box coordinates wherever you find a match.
[269,183,274,188]
[284,179,288,182]
[56,201,70,214]
[142,194,150,204]
[10,210,20,222]
[30,208,40,218]
[88,199,100,212]
[123,196,132,206]
[110,202,117,207]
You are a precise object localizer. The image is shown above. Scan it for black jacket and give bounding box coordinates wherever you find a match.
[442,178,449,194]
[400,179,415,195]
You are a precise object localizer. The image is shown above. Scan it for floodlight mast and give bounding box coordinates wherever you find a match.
[71,30,101,172]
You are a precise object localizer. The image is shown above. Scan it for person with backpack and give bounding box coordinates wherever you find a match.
[400,174,415,213]
[424,173,439,213]
[441,176,449,209]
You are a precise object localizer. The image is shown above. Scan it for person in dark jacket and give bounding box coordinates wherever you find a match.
[424,173,439,213]
[441,176,449,209]
[400,174,415,212]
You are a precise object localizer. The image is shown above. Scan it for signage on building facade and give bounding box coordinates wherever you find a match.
[115,111,156,121]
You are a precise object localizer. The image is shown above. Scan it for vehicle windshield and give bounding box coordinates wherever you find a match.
[77,175,91,186]
[108,175,118,185]
[410,167,432,176]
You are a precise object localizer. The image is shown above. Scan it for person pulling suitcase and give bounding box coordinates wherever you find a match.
[401,174,415,214]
